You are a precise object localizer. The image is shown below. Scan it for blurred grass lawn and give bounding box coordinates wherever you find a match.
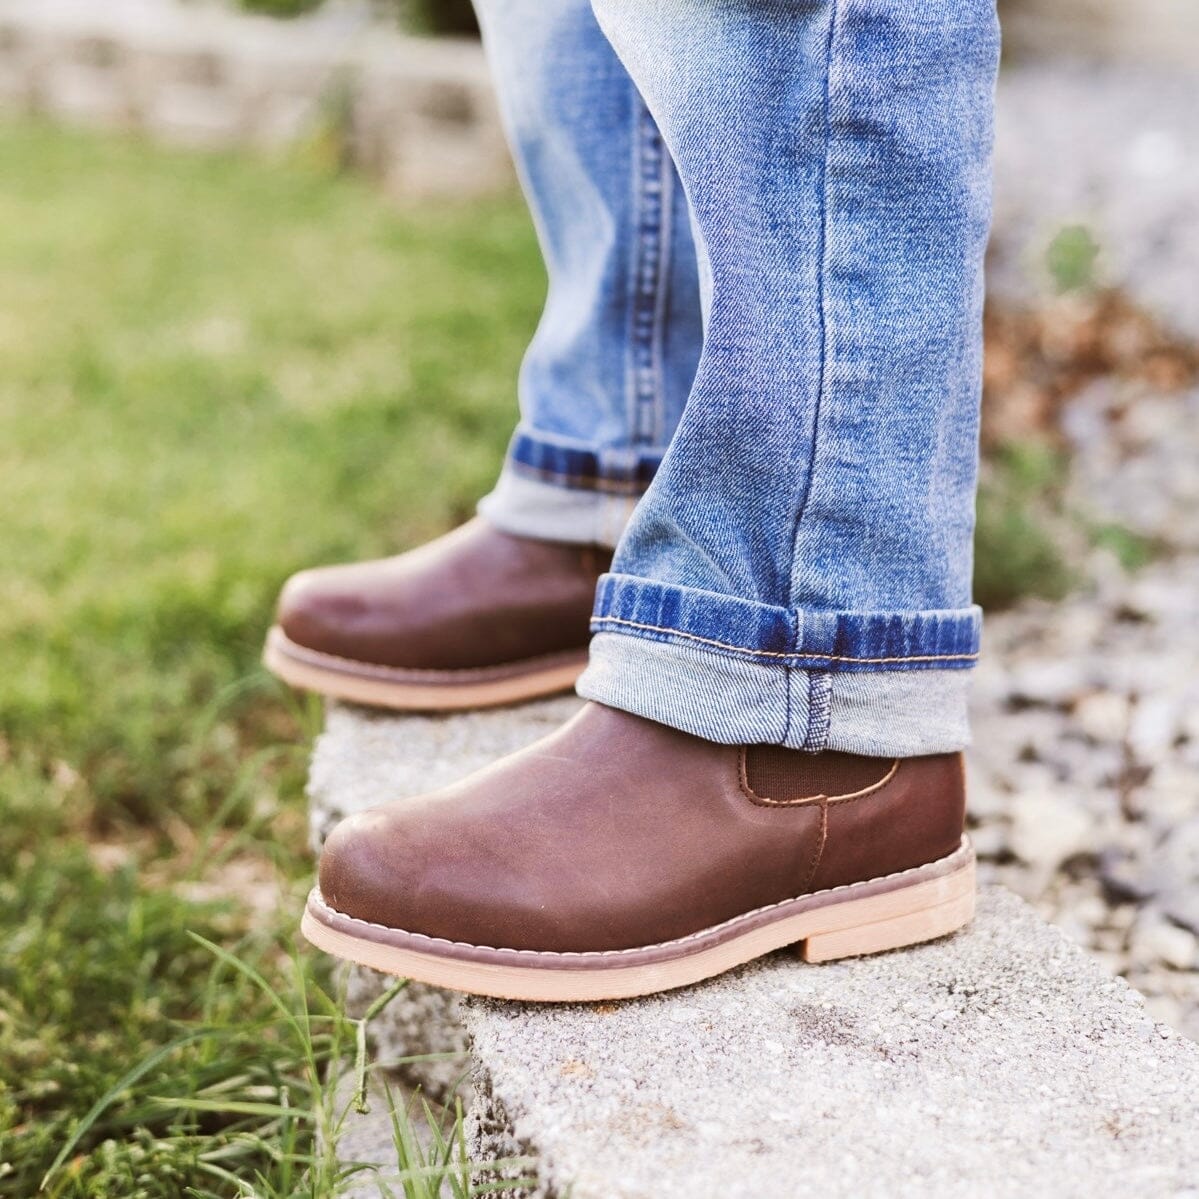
[0,120,541,1197]
[0,120,542,825]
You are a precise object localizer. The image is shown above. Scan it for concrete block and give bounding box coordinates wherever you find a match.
[0,18,37,108]
[309,702,1199,1198]
[40,63,133,129]
[38,33,137,130]
[0,0,512,197]
[462,887,1199,1198]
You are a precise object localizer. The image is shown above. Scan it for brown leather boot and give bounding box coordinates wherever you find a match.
[302,703,975,1001]
[263,519,610,711]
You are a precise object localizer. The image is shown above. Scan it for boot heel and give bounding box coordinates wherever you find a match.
[801,862,976,964]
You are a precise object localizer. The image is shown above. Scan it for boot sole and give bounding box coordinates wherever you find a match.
[263,625,587,712]
[301,838,976,1002]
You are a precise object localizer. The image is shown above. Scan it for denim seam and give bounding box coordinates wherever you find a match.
[628,96,669,447]
[783,0,840,611]
[508,460,649,497]
[648,106,674,446]
[783,608,799,744]
[803,672,833,751]
[590,615,979,666]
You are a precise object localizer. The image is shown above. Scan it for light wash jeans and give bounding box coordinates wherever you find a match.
[476,0,1001,757]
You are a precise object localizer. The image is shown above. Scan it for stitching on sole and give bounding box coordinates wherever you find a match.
[309,838,973,962]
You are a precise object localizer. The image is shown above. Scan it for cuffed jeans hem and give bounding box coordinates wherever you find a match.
[591,573,981,670]
[478,466,640,548]
[478,428,662,546]
[577,632,974,755]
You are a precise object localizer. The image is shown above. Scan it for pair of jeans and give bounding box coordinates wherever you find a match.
[474,0,1001,756]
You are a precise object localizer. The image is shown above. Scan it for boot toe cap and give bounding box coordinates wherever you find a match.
[317,807,419,927]
[276,567,374,660]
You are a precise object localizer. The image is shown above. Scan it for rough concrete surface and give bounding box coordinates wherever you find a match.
[309,706,1199,1198]
[464,887,1199,1199]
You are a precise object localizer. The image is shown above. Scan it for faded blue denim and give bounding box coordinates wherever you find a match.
[476,0,1001,755]
[474,0,704,547]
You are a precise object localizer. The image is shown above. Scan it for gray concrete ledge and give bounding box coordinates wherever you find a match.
[309,701,1199,1199]
[1001,0,1199,71]
[0,0,512,198]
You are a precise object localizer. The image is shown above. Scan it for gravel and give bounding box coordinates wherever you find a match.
[969,452,1199,1038]
[991,59,1199,342]
[962,54,1199,1043]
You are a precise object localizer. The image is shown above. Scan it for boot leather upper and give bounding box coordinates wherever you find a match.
[276,518,609,670]
[318,703,966,954]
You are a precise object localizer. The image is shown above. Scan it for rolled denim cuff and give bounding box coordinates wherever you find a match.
[577,573,980,754]
[478,428,661,548]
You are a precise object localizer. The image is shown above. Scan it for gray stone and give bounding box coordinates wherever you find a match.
[1007,790,1094,870]
[141,83,244,146]
[459,889,1199,1199]
[309,704,1199,1196]
[1072,690,1131,744]
[1128,694,1184,763]
[1131,914,1198,972]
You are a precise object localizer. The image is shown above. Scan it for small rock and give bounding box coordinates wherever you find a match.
[1099,848,1158,905]
[1130,915,1198,971]
[1129,695,1181,761]
[1007,662,1086,708]
[1088,950,1128,978]
[1071,691,1130,744]
[963,771,1008,820]
[1141,763,1199,824]
[1008,792,1094,871]
[966,822,1009,860]
[1071,893,1112,931]
[1161,889,1199,938]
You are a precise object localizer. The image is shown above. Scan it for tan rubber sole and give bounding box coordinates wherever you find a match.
[301,841,976,1002]
[263,625,587,712]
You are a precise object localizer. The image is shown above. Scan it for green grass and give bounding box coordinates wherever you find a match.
[973,442,1076,610]
[0,120,541,1196]
[973,440,1157,610]
[0,119,542,829]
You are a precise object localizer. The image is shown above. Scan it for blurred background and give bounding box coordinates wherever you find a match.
[0,0,1197,1194]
